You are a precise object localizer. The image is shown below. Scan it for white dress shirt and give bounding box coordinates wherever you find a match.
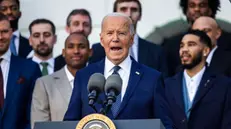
[12,30,20,54]
[64,65,74,89]
[206,46,217,66]
[104,56,132,101]
[0,49,11,98]
[32,56,55,75]
[184,66,205,102]
[129,34,139,61]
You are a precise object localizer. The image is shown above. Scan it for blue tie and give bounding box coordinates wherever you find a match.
[10,35,17,55]
[111,66,121,117]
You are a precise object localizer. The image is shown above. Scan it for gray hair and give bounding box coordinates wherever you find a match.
[101,13,135,35]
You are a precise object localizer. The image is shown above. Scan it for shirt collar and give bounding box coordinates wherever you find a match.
[64,65,74,82]
[13,30,20,38]
[0,49,11,62]
[105,55,132,74]
[184,66,206,82]
[32,56,55,67]
[206,46,218,66]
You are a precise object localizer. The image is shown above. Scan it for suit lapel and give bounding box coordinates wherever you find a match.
[191,69,216,110]
[138,37,148,64]
[171,72,185,111]
[2,55,21,114]
[54,68,72,105]
[116,60,142,118]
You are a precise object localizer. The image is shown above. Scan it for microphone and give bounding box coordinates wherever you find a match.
[87,73,105,110]
[104,74,122,112]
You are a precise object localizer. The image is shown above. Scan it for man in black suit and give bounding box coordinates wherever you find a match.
[162,0,231,76]
[28,18,62,76]
[192,16,231,77]
[55,9,92,71]
[164,30,231,129]
[90,0,168,76]
[0,0,32,58]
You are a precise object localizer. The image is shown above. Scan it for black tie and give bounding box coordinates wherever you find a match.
[0,58,4,109]
[111,66,121,117]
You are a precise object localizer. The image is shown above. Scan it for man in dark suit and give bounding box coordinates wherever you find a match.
[90,0,168,76]
[28,18,62,76]
[164,30,231,129]
[55,9,92,70]
[162,0,231,76]
[64,13,173,129]
[0,13,41,129]
[0,0,32,58]
[192,16,231,77]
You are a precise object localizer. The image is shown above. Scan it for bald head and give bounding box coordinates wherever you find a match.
[101,13,135,35]
[192,16,221,48]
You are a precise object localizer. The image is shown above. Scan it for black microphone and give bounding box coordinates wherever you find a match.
[104,74,122,113]
[87,73,105,110]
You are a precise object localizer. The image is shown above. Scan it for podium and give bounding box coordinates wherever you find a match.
[34,119,165,129]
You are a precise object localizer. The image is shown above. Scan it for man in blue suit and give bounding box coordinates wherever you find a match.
[164,30,231,129]
[64,13,173,129]
[0,13,41,129]
[89,0,168,76]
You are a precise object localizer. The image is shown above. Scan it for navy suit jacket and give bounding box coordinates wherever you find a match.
[89,37,168,76]
[64,58,173,129]
[0,55,41,129]
[18,35,32,58]
[164,69,231,129]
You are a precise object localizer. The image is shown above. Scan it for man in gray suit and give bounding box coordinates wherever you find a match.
[31,32,92,128]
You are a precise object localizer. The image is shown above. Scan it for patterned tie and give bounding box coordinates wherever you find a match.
[0,59,4,109]
[10,35,17,56]
[111,65,121,117]
[40,62,49,76]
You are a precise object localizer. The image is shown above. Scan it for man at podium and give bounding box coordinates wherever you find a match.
[64,13,173,129]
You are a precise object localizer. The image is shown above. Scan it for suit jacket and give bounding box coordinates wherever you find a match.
[18,35,32,58]
[162,31,231,77]
[31,68,72,128]
[64,58,173,129]
[89,37,168,76]
[0,55,41,129]
[164,70,231,129]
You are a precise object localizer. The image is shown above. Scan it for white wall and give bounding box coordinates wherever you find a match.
[19,0,231,57]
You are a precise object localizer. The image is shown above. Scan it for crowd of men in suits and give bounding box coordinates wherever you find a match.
[0,0,231,129]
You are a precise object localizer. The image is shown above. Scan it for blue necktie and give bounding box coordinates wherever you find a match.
[10,35,17,55]
[111,66,121,117]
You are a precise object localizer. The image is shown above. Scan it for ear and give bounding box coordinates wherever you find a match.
[62,48,65,58]
[99,33,104,47]
[65,26,70,34]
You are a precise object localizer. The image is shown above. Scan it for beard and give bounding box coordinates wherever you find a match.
[10,18,19,31]
[34,43,53,57]
[182,51,203,70]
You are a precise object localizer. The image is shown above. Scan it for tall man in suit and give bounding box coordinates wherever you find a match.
[192,16,231,76]
[0,13,41,129]
[28,18,60,76]
[162,0,231,76]
[31,32,92,128]
[164,30,231,129]
[0,0,32,58]
[64,13,173,129]
[90,0,168,76]
[55,9,92,70]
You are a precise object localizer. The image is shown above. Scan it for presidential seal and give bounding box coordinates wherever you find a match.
[76,114,116,129]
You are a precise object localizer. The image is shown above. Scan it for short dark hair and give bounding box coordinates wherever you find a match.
[29,18,56,34]
[0,0,20,8]
[113,0,142,15]
[179,0,220,18]
[65,32,90,48]
[186,29,212,49]
[0,12,9,22]
[66,9,92,27]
